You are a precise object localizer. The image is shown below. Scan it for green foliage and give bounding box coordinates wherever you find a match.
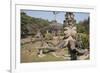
[77,17,89,34]
[21,12,30,37]
[77,33,89,49]
[21,12,50,38]
[76,17,89,49]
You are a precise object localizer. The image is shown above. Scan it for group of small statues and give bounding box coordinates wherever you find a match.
[32,12,89,60]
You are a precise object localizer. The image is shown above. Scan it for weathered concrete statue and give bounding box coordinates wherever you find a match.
[63,12,77,60]
[36,12,88,59]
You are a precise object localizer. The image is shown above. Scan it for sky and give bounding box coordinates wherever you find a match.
[21,10,89,24]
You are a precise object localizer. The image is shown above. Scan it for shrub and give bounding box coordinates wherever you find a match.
[77,33,89,49]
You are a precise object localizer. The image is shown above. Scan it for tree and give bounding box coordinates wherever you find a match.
[76,17,90,49]
[77,17,89,34]
[21,12,50,38]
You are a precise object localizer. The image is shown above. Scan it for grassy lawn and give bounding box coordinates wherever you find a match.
[21,42,89,63]
[21,43,68,63]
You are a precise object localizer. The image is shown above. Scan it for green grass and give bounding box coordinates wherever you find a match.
[21,43,68,63]
[21,42,89,63]
[32,53,65,62]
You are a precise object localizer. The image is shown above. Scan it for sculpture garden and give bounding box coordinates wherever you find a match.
[21,10,89,63]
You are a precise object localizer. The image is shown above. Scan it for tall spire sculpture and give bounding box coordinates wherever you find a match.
[63,12,77,60]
